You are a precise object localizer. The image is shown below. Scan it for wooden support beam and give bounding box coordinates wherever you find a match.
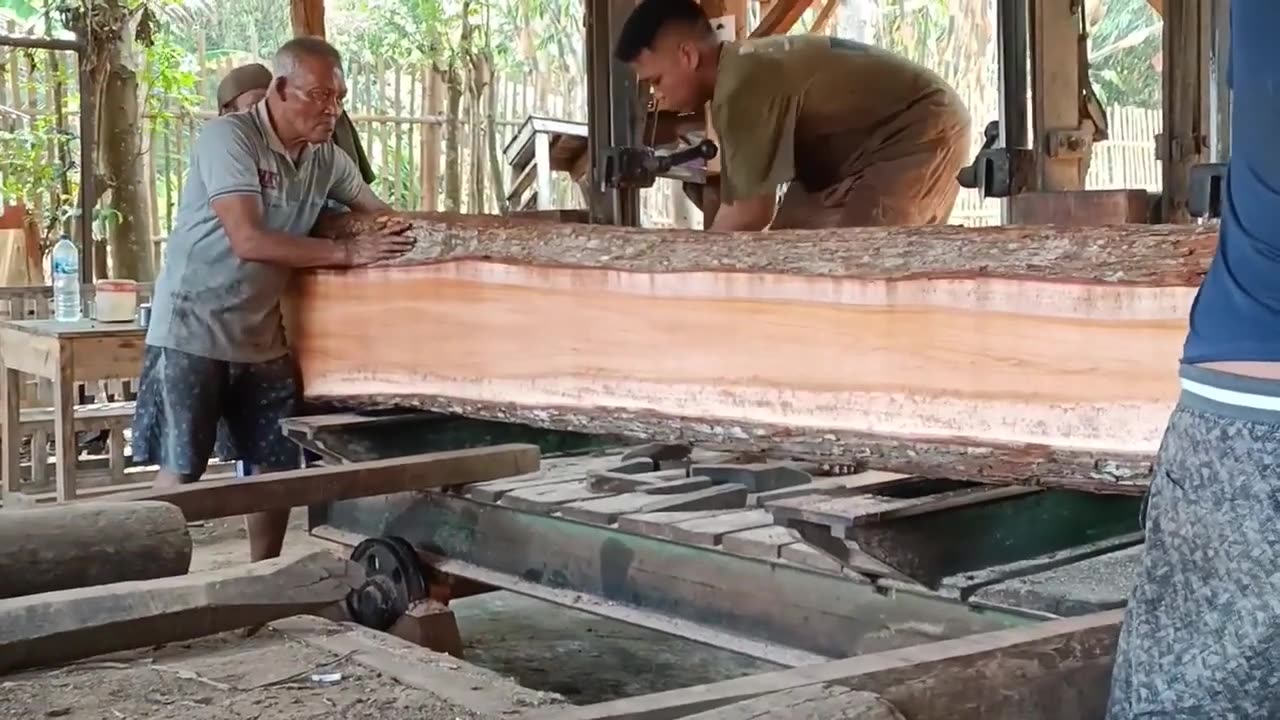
[0,501,191,600]
[1159,0,1210,223]
[751,0,818,37]
[1029,0,1089,191]
[290,0,326,37]
[289,211,1215,494]
[105,444,540,521]
[528,610,1122,720]
[0,551,360,674]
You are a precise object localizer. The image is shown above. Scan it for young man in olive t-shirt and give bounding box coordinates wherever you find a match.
[614,0,971,231]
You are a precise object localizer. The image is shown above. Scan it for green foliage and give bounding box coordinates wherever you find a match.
[1087,0,1162,109]
[143,34,203,119]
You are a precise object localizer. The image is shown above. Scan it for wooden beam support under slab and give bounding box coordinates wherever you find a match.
[105,444,540,521]
[291,0,326,37]
[530,609,1122,720]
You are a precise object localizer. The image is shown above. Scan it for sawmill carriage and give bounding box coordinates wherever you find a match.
[0,0,1227,717]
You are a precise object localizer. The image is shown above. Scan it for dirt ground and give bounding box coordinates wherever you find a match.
[0,509,775,718]
[0,632,487,720]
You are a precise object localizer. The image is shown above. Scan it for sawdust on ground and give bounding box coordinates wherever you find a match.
[0,630,485,720]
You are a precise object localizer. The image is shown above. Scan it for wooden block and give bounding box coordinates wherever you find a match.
[640,475,714,495]
[781,541,845,574]
[690,462,812,493]
[668,509,774,547]
[684,685,905,719]
[388,599,464,659]
[749,471,916,506]
[621,442,692,463]
[465,471,558,502]
[606,457,655,475]
[1008,189,1153,225]
[767,493,937,531]
[585,468,684,493]
[616,509,741,538]
[500,481,611,513]
[721,525,801,560]
[559,492,666,524]
[108,444,541,521]
[641,483,747,513]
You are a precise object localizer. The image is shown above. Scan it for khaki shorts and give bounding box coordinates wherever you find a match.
[771,125,970,229]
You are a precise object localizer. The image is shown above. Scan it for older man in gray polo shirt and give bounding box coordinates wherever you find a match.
[133,36,413,562]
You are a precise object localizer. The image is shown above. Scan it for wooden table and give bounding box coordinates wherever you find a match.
[0,319,146,502]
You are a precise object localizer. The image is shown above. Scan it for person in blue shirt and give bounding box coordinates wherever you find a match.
[1106,3,1280,717]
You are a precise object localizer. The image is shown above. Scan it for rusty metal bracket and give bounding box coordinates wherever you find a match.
[1045,127,1094,159]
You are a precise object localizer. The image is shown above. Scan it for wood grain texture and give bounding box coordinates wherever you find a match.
[292,212,1219,494]
[108,444,540,520]
[0,501,191,599]
[533,610,1121,720]
[0,551,360,673]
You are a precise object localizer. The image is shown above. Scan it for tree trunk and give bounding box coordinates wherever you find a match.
[290,213,1216,494]
[97,13,155,281]
[486,66,507,214]
[443,65,464,213]
[0,501,191,600]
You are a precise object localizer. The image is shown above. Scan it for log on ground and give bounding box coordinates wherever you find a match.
[289,212,1219,493]
[0,501,191,600]
[0,550,360,674]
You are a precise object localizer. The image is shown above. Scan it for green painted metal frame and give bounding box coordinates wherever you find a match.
[314,490,1044,661]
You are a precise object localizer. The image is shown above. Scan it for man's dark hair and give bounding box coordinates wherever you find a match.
[614,0,714,62]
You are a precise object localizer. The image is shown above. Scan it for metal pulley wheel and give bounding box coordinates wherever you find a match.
[345,536,428,631]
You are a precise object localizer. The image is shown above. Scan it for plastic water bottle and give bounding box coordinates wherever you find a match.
[51,235,81,322]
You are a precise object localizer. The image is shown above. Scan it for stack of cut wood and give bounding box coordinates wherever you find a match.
[288,212,1217,493]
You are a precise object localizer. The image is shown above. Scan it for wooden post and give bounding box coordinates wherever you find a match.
[1159,1,1210,223]
[290,0,326,38]
[1029,0,1088,191]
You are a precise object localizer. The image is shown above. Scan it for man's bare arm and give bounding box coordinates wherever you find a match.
[708,191,777,232]
[213,193,411,267]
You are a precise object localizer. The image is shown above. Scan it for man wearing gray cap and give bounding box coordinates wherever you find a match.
[216,61,376,185]
[134,36,411,563]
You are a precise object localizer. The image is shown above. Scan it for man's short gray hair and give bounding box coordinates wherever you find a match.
[273,36,343,79]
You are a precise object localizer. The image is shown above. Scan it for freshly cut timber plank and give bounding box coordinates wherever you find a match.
[0,501,192,600]
[291,212,1218,494]
[684,686,905,719]
[108,444,540,521]
[0,551,360,673]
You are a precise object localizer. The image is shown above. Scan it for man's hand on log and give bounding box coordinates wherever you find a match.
[343,216,415,266]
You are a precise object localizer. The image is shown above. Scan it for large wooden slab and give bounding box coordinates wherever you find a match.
[290,212,1218,494]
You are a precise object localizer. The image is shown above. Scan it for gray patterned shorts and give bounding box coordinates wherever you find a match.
[1106,365,1280,719]
[132,345,302,479]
